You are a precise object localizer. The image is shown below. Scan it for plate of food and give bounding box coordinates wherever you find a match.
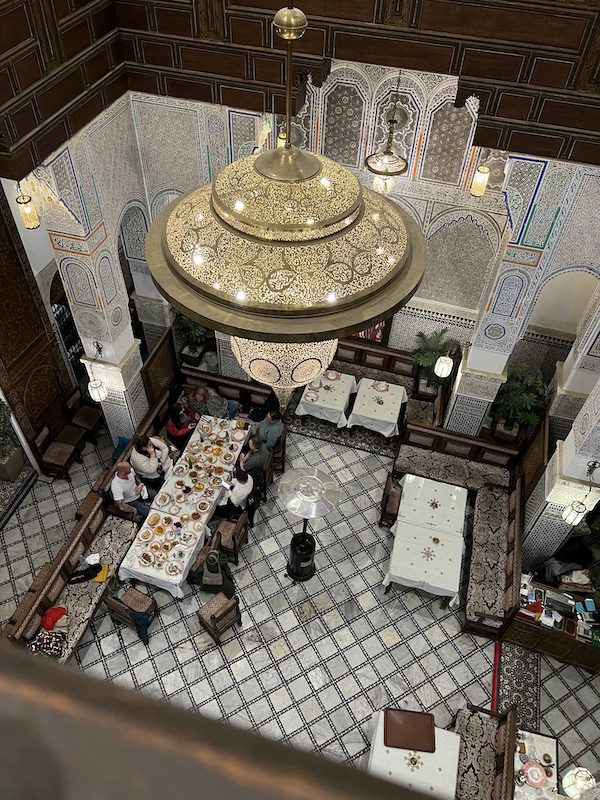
[232,430,246,442]
[173,464,187,476]
[154,525,165,536]
[150,541,162,553]
[180,531,197,547]
[304,391,319,402]
[210,475,222,486]
[325,369,340,380]
[203,444,213,453]
[209,433,218,443]
[214,466,224,476]
[174,479,186,489]
[523,762,547,789]
[228,443,239,452]
[193,482,204,492]
[193,521,205,535]
[212,446,222,456]
[191,511,201,521]
[200,422,211,433]
[188,470,198,479]
[162,541,174,552]
[178,516,189,525]
[222,452,235,464]
[138,528,153,542]
[186,453,197,464]
[219,420,229,429]
[155,550,168,562]
[372,380,389,392]
[188,441,200,452]
[163,516,172,526]
[169,504,181,515]
[147,512,160,527]
[139,551,155,567]
[165,561,183,576]
[206,455,215,464]
[308,379,321,390]
[165,529,177,541]
[155,491,171,507]
[197,500,210,512]
[204,488,215,498]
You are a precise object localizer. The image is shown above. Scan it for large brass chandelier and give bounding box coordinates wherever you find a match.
[145,4,425,407]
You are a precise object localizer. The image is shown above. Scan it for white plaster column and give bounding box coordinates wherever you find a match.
[523,377,600,570]
[444,347,506,436]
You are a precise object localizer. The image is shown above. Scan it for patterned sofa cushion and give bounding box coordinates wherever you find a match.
[394,445,510,491]
[455,708,498,800]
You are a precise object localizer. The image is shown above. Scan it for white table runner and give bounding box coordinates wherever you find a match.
[295,371,357,428]
[346,378,407,437]
[367,710,460,799]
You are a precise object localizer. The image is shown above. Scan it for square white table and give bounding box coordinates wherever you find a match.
[119,416,247,598]
[367,710,460,799]
[384,474,467,603]
[393,475,468,537]
[295,371,357,428]
[513,729,558,800]
[346,377,407,437]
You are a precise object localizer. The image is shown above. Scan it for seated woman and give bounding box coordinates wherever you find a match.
[129,435,171,492]
[187,385,240,420]
[215,467,254,519]
[166,404,195,448]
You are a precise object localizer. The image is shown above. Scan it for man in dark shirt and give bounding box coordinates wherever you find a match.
[240,435,268,479]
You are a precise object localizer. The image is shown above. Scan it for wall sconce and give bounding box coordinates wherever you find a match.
[87,341,108,403]
[15,182,40,229]
[470,165,490,197]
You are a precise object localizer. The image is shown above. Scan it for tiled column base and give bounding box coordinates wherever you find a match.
[444,359,505,437]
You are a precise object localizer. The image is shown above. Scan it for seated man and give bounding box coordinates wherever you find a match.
[166,405,196,448]
[187,386,240,420]
[111,461,156,521]
[215,467,254,518]
[240,435,268,481]
[129,435,171,491]
[258,410,284,453]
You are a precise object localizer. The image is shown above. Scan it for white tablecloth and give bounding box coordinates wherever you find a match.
[513,730,559,800]
[119,416,248,598]
[367,710,460,799]
[393,475,468,536]
[385,474,467,603]
[346,378,407,437]
[295,372,357,428]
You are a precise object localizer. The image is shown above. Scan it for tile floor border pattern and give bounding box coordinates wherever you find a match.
[0,432,114,626]
[73,434,495,766]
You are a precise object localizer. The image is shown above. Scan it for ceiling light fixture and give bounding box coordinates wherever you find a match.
[87,341,108,403]
[561,460,600,526]
[145,4,425,407]
[364,70,408,187]
[15,182,40,230]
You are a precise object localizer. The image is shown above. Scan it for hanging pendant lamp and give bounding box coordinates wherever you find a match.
[145,5,425,407]
[365,71,408,187]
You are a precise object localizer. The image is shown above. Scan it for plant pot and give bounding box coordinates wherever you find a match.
[181,344,204,368]
[0,445,24,482]
[417,373,438,398]
[493,418,520,443]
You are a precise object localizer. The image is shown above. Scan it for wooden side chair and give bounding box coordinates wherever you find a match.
[104,588,157,642]
[35,426,80,481]
[216,512,248,565]
[379,472,402,528]
[272,425,287,472]
[197,593,242,645]
[66,388,104,443]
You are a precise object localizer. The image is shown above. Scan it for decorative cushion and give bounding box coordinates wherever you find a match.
[122,588,154,613]
[455,709,498,800]
[43,441,75,468]
[72,405,103,430]
[198,592,231,623]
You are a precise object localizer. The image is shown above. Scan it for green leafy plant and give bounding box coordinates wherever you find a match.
[0,399,17,461]
[491,363,552,430]
[173,315,208,353]
[412,328,456,385]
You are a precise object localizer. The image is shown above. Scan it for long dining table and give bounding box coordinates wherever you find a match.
[118,416,248,598]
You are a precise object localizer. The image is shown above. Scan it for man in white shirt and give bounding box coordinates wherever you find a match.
[216,467,253,518]
[129,435,172,491]
[110,461,156,520]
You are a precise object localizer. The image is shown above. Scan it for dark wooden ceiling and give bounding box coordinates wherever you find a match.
[1,0,600,178]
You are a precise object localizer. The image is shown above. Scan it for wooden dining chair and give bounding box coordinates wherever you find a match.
[216,512,248,565]
[197,593,242,645]
[379,472,402,528]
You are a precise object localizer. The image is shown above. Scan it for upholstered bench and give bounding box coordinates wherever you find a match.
[465,482,523,636]
[393,444,510,491]
[454,705,516,800]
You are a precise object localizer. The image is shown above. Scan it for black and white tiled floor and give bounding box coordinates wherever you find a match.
[1,430,599,781]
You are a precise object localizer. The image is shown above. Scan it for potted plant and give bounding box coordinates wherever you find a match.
[0,399,24,482]
[412,328,451,397]
[491,363,551,442]
[173,314,209,368]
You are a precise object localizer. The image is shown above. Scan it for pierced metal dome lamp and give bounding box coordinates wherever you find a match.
[145,5,425,407]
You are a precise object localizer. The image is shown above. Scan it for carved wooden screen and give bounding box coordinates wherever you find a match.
[140,328,178,408]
